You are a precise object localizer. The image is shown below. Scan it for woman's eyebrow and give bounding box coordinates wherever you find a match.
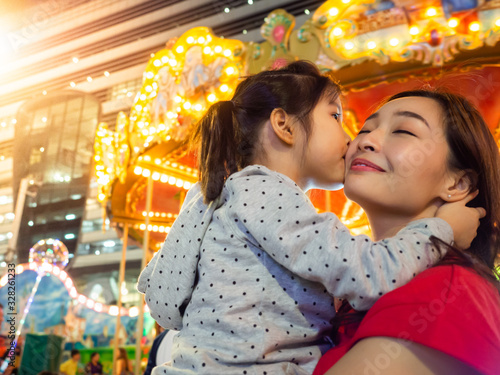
[394,110,430,128]
[365,112,378,122]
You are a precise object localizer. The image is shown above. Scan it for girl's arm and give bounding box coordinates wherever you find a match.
[225,169,454,310]
[325,337,480,375]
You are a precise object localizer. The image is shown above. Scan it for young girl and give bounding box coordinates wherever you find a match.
[137,61,482,374]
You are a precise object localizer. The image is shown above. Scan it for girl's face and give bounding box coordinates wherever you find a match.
[300,96,351,191]
[344,97,452,217]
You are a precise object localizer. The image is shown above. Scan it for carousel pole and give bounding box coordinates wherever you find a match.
[112,224,129,375]
[135,174,153,375]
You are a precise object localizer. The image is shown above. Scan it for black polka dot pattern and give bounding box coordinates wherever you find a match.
[137,165,453,374]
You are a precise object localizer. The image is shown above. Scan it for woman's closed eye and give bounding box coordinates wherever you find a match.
[357,129,370,135]
[393,129,416,136]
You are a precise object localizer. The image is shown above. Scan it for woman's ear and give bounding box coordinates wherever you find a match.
[442,170,475,202]
[269,108,296,145]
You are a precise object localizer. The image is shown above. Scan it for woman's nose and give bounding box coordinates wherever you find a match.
[357,132,380,152]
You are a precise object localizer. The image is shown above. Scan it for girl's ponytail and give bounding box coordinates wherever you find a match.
[193,100,241,203]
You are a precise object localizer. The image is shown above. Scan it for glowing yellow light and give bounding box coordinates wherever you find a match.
[98,193,106,201]
[144,155,151,162]
[183,102,192,109]
[145,85,152,92]
[426,7,437,17]
[174,96,182,103]
[220,84,229,92]
[183,181,192,189]
[176,46,184,53]
[168,176,176,185]
[167,111,176,119]
[160,174,168,183]
[469,22,480,32]
[140,224,146,230]
[496,18,500,27]
[198,36,205,44]
[94,155,100,161]
[109,306,119,316]
[159,226,165,233]
[329,7,339,16]
[169,59,177,67]
[226,66,235,75]
[342,0,350,3]
[409,26,419,35]
[203,46,211,54]
[86,299,95,309]
[448,18,459,28]
[153,59,161,67]
[140,94,146,100]
[142,211,147,216]
[389,38,399,46]
[94,303,103,312]
[147,224,152,231]
[367,41,377,49]
[129,307,139,317]
[214,45,222,53]
[72,57,79,63]
[134,166,143,175]
[333,27,342,37]
[194,104,202,111]
[152,172,160,181]
[142,169,151,178]
[223,49,232,57]
[207,93,216,102]
[104,71,110,77]
[135,104,143,111]
[344,41,354,50]
[187,36,194,44]
[87,77,92,82]
[70,82,76,87]
[176,179,184,188]
[16,265,23,274]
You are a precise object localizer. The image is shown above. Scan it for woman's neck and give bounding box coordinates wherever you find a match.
[365,206,439,241]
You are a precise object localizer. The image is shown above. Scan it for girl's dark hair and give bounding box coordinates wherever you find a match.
[192,60,341,202]
[332,88,500,342]
[90,352,99,360]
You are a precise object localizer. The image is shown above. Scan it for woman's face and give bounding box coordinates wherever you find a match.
[344,96,452,217]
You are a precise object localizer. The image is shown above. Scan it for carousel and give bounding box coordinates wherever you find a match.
[65,0,500,371]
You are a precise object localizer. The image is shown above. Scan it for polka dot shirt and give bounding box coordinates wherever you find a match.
[137,165,452,374]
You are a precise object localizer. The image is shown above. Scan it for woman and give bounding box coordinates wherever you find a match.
[314,89,500,374]
[84,352,103,375]
[115,348,132,375]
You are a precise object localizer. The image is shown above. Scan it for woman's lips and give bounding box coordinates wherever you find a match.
[350,158,386,172]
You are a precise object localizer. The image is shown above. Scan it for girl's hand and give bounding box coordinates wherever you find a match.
[435,191,486,249]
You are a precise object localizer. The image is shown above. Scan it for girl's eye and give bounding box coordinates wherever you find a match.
[393,130,416,136]
[332,113,341,120]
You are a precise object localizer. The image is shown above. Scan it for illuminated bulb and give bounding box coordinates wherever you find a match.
[146,72,154,79]
[207,93,216,102]
[426,7,437,17]
[496,18,500,27]
[70,82,76,87]
[160,174,168,183]
[409,26,419,35]
[448,18,459,28]
[140,94,146,100]
[187,36,194,44]
[135,104,143,111]
[176,179,184,187]
[169,59,177,67]
[304,9,310,15]
[145,85,152,92]
[389,38,399,46]
[214,45,222,53]
[42,117,47,122]
[147,224,152,231]
[142,169,151,178]
[342,0,350,3]
[87,77,92,82]
[344,41,354,50]
[469,22,480,32]
[367,41,376,49]
[224,7,230,13]
[183,181,192,189]
[104,71,110,77]
[183,102,192,109]
[176,46,184,53]
[109,306,119,316]
[333,27,342,36]
[198,36,205,44]
[140,224,146,230]
[152,172,160,181]
[194,104,202,111]
[154,59,161,66]
[168,176,176,185]
[42,90,47,95]
[223,49,232,57]
[174,96,182,103]
[72,57,79,63]
[220,84,229,92]
[203,46,211,54]
[226,66,235,75]
[329,7,339,16]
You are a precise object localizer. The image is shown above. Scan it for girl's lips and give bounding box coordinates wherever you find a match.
[350,158,386,172]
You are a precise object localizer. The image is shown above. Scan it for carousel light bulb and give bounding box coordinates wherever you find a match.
[367,41,377,49]
[198,36,205,44]
[207,93,216,102]
[187,36,194,44]
[176,46,184,53]
[169,59,177,67]
[342,0,350,3]
[174,96,182,103]
[153,59,161,67]
[220,84,229,92]
[140,94,146,100]
[448,18,459,28]
[145,85,152,92]
[146,72,154,79]
[194,104,202,111]
[135,104,143,111]
[333,27,342,36]
[226,66,235,75]
[176,179,184,188]
[161,174,168,183]
[70,82,76,87]
[409,26,419,35]
[389,38,399,46]
[214,45,222,53]
[223,49,232,57]
[426,7,437,17]
[203,46,211,54]
[168,176,176,185]
[142,169,151,178]
[344,41,354,50]
[152,172,160,181]
[469,22,480,32]
[183,102,191,109]
[496,18,500,27]
[134,166,142,175]
[140,224,146,230]
[329,7,339,17]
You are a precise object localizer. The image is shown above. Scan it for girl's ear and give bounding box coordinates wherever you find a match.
[269,108,297,145]
[441,170,475,202]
